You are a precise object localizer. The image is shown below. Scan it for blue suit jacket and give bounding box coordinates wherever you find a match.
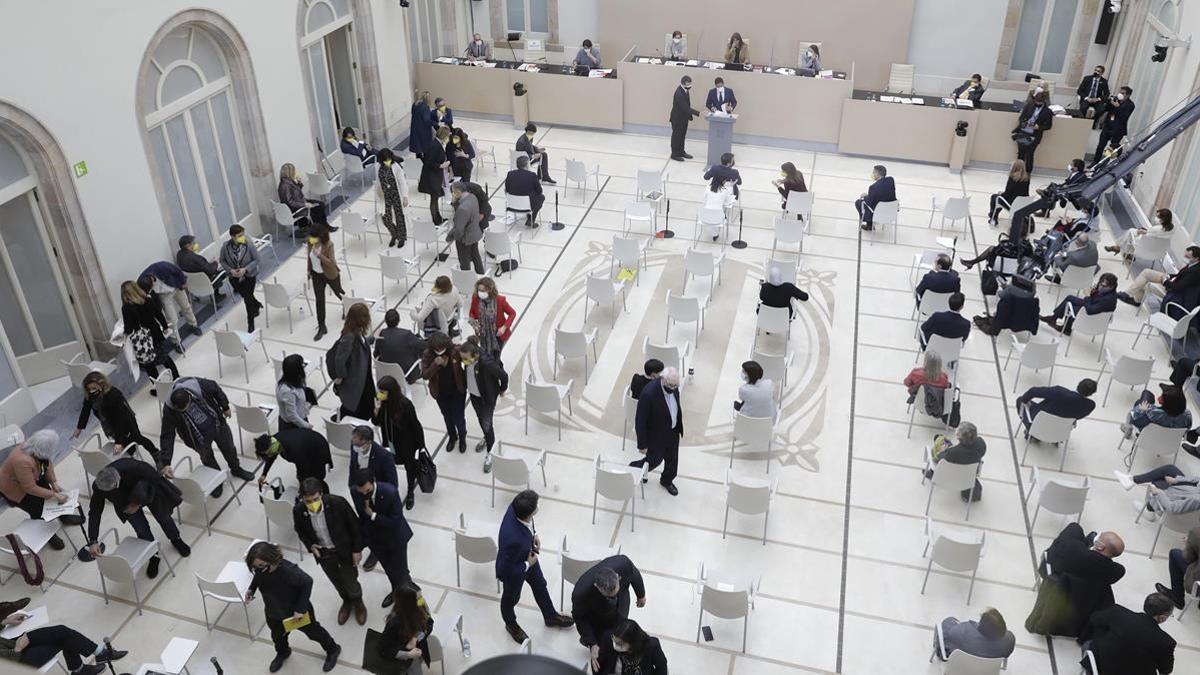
[349,442,398,515]
[635,380,683,451]
[921,311,971,344]
[1016,385,1096,421]
[705,87,737,111]
[495,504,535,582]
[360,481,412,551]
[864,176,897,210]
[703,164,742,197]
[142,261,188,289]
[915,270,961,299]
[1079,288,1118,315]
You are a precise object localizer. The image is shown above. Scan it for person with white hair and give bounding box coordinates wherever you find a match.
[0,430,82,549]
[924,421,987,502]
[86,457,189,579]
[629,367,684,496]
[758,266,809,319]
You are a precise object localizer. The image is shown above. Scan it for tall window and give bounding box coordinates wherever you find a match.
[505,0,549,36]
[142,25,254,248]
[1011,0,1082,76]
[1127,0,1180,138]
[301,0,365,160]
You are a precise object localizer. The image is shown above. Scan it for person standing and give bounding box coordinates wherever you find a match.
[293,478,366,626]
[255,427,333,491]
[138,261,200,339]
[1013,91,1054,173]
[72,371,159,457]
[376,148,409,248]
[244,541,342,673]
[348,424,398,575]
[516,123,556,183]
[629,359,664,400]
[120,280,180,383]
[705,77,737,113]
[408,90,433,159]
[372,376,426,510]
[275,354,317,431]
[1093,86,1135,166]
[352,469,414,608]
[469,277,517,356]
[86,458,190,579]
[429,97,454,130]
[572,556,647,674]
[606,620,668,675]
[447,182,484,274]
[160,377,257,488]
[0,430,83,549]
[458,337,507,470]
[307,223,345,342]
[630,367,684,496]
[421,333,468,453]
[375,309,426,379]
[1077,65,1110,123]
[419,128,450,225]
[496,490,575,643]
[332,302,376,421]
[219,224,263,331]
[669,76,699,161]
[175,235,226,303]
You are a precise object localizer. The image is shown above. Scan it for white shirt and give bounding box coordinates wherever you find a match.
[521,518,535,570]
[663,381,678,428]
[309,507,334,549]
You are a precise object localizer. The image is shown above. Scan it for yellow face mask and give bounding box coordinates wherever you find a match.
[308,236,319,245]
[305,499,322,514]
[190,243,201,252]
[234,235,247,245]
[376,391,389,401]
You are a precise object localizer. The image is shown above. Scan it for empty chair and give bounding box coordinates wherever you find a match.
[665,291,705,345]
[94,526,176,614]
[1133,302,1200,351]
[0,515,74,591]
[525,376,574,441]
[772,215,807,256]
[1179,578,1200,622]
[270,200,304,245]
[270,353,325,388]
[213,327,269,384]
[324,417,358,453]
[1098,349,1154,406]
[610,236,648,286]
[1019,411,1075,470]
[450,268,479,309]
[1121,422,1186,470]
[694,206,726,243]
[184,271,223,315]
[624,202,656,237]
[379,252,420,300]
[488,441,548,508]
[635,170,666,207]
[425,613,468,675]
[1136,497,1200,558]
[259,279,308,334]
[694,564,758,653]
[305,171,340,212]
[723,472,778,545]
[584,272,627,327]
[754,306,792,354]
[560,534,620,606]
[172,456,240,536]
[410,218,443,258]
[343,154,367,193]
[453,513,500,592]
[1004,334,1058,393]
[592,456,645,532]
[340,292,379,318]
[642,337,688,375]
[929,196,971,232]
[1062,305,1113,359]
[340,210,378,260]
[1025,466,1089,529]
[866,200,900,245]
[484,230,523,273]
[729,413,774,473]
[60,353,117,389]
[921,517,986,603]
[922,449,981,520]
[195,564,256,639]
[886,63,916,93]
[783,190,814,223]
[261,488,305,559]
[683,248,725,297]
[554,326,599,381]
[565,159,601,198]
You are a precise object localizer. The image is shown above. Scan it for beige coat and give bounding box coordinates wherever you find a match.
[0,446,57,505]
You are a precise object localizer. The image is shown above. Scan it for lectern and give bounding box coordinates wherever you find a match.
[705,113,737,167]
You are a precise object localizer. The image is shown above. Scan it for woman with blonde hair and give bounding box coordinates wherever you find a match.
[72,371,159,457]
[121,279,180,383]
[409,89,434,158]
[277,162,326,229]
[331,302,376,420]
[411,275,461,337]
[987,160,1030,226]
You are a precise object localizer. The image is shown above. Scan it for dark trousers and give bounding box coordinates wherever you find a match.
[455,240,484,274]
[127,503,182,543]
[398,456,418,497]
[630,435,680,485]
[471,395,497,452]
[1018,140,1040,173]
[310,272,345,330]
[7,492,46,519]
[339,377,376,421]
[1168,547,1189,605]
[1051,296,1086,331]
[670,121,688,156]
[429,195,444,224]
[266,603,338,657]
[19,625,99,670]
[436,393,468,442]
[316,550,362,602]
[1133,464,1184,490]
[381,199,408,244]
[988,193,1011,221]
[114,428,160,457]
[193,422,245,473]
[229,275,262,326]
[1079,98,1106,124]
[298,203,328,228]
[499,561,559,627]
[854,199,873,226]
[141,356,180,383]
[374,544,412,592]
[1094,130,1123,165]
[530,152,551,181]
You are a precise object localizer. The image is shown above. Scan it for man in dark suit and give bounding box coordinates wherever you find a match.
[494,490,574,643]
[245,541,342,673]
[703,152,742,199]
[1120,245,1200,307]
[915,255,960,304]
[571,555,646,674]
[629,359,664,400]
[254,427,334,491]
[1077,65,1110,123]
[1026,523,1125,637]
[374,309,425,381]
[1081,593,1175,675]
[348,425,397,573]
[86,458,189,578]
[705,77,737,113]
[504,155,545,226]
[1042,272,1118,335]
[951,73,985,105]
[919,292,970,350]
[1014,91,1054,172]
[1015,378,1098,431]
[293,478,366,625]
[1093,86,1135,166]
[669,75,700,161]
[352,468,413,608]
[516,123,555,183]
[629,367,684,496]
[855,164,896,231]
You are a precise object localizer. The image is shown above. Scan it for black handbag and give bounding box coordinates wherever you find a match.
[415,449,437,493]
[1014,132,1037,147]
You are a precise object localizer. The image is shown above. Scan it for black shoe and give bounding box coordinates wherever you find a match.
[545,613,575,628]
[542,177,557,185]
[314,326,328,341]
[505,623,529,644]
[458,436,467,453]
[404,493,415,510]
[209,484,223,498]
[1045,274,1061,284]
[860,224,874,231]
[1117,292,1140,307]
[1156,583,1185,610]
[147,555,161,579]
[322,645,341,672]
[171,538,191,557]
[381,591,394,608]
[325,225,338,233]
[48,534,65,550]
[661,482,679,496]
[362,552,378,571]
[246,321,255,333]
[73,665,108,675]
[269,651,290,673]
[681,152,694,159]
[670,155,685,162]
[233,467,256,481]
[388,237,397,247]
[95,646,128,664]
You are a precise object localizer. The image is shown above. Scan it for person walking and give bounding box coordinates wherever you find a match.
[419,128,450,225]
[421,332,468,453]
[352,469,414,608]
[495,490,575,643]
[120,280,180,383]
[219,224,263,331]
[376,148,409,248]
[376,583,434,674]
[630,367,684,496]
[372,375,426,510]
[307,223,345,342]
[469,277,516,356]
[408,90,433,159]
[332,302,376,421]
[244,541,342,673]
[458,337,507,471]
[293,478,367,626]
[275,354,318,431]
[447,182,484,274]
[72,371,159,457]
[160,377,258,489]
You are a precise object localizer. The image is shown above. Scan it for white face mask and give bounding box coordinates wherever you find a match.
[717,86,725,92]
[1117,93,1126,101]
[612,640,629,653]
[673,37,682,44]
[434,349,446,357]
[477,290,489,300]
[740,372,748,383]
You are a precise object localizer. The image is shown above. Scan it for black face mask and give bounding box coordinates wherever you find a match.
[87,390,101,400]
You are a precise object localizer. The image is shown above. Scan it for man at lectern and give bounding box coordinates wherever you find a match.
[705,78,737,114]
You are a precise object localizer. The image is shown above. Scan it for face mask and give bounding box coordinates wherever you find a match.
[673,37,682,44]
[305,499,322,514]
[971,81,980,87]
[612,640,629,653]
[780,172,787,178]
[438,105,446,112]
[684,84,691,90]
[308,236,318,245]
[87,389,101,399]
[376,391,389,401]
[477,290,489,299]
[234,235,247,245]
[1117,93,1126,100]
[525,132,534,140]
[740,372,748,383]
[190,243,200,252]
[462,356,476,366]
[253,564,270,574]
[717,86,725,92]
[452,137,460,144]
[434,349,446,356]
[474,39,482,45]
[1034,87,1044,95]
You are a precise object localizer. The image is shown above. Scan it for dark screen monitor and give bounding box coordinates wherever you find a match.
[573,65,590,76]
[507,32,521,42]
[723,62,749,71]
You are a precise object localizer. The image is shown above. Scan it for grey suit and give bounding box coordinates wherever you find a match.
[448,192,483,273]
[736,380,776,419]
[1054,238,1099,272]
[936,617,1015,661]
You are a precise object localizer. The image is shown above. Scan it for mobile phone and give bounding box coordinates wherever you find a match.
[701,626,714,642]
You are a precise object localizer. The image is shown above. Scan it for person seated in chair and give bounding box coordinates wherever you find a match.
[703,152,742,203]
[504,155,544,227]
[1025,523,1124,638]
[1044,233,1098,283]
[919,292,969,350]
[1118,385,1192,440]
[855,164,896,231]
[1113,462,1200,522]
[924,421,986,502]
[973,274,1040,336]
[951,73,986,106]
[1041,272,1117,335]
[339,127,376,167]
[1014,378,1097,432]
[934,608,1015,662]
[0,610,128,675]
[1079,593,1176,675]
[915,254,960,305]
[758,266,809,319]
[1119,245,1200,308]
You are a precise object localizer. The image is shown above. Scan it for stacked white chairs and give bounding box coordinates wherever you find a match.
[1024,466,1089,529]
[592,456,646,532]
[665,290,705,345]
[584,272,627,327]
[723,471,778,544]
[694,563,758,653]
[729,412,775,473]
[554,325,599,381]
[453,513,500,592]
[488,441,548,508]
[922,516,985,602]
[172,455,240,536]
[525,375,574,441]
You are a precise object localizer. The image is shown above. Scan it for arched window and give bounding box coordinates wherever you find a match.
[142,24,254,248]
[300,0,365,161]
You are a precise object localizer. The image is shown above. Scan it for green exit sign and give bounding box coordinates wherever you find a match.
[73,161,88,178]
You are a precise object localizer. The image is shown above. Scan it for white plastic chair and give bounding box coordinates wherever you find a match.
[754,306,793,355]
[560,534,619,607]
[723,472,778,545]
[270,353,326,388]
[1019,410,1075,470]
[259,278,308,334]
[488,441,547,508]
[232,402,276,457]
[343,154,367,194]
[565,159,600,199]
[764,257,798,285]
[610,236,648,287]
[1004,334,1058,393]
[621,391,639,453]
[94,527,176,615]
[503,193,533,228]
[426,613,468,675]
[0,516,74,591]
[752,350,793,405]
[624,202,656,238]
[906,383,952,438]
[213,327,269,383]
[1062,304,1113,360]
[261,488,305,560]
[340,210,378,260]
[694,564,758,653]
[1097,349,1154,406]
[195,562,257,640]
[184,271,223,315]
[929,620,1006,673]
[1025,466,1089,529]
[379,252,420,300]
[1136,495,1200,558]
[554,326,599,381]
[270,200,304,245]
[771,215,807,256]
[1133,302,1200,352]
[485,230,523,273]
[666,291,705,345]
[694,206,726,243]
[683,248,725,297]
[642,337,688,375]
[1131,234,1171,272]
[922,448,981,520]
[453,513,500,592]
[173,456,239,536]
[924,335,964,373]
[525,376,574,441]
[324,417,357,455]
[585,273,627,327]
[866,200,900,245]
[1121,422,1186,470]
[635,170,666,208]
[783,190,813,223]
[1050,263,1096,303]
[410,219,443,259]
[913,290,953,322]
[60,352,117,388]
[929,196,971,232]
[729,412,775,473]
[1178,579,1200,621]
[305,171,340,212]
[592,456,645,532]
[922,517,985,602]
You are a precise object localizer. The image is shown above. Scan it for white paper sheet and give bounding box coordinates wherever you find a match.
[0,607,48,639]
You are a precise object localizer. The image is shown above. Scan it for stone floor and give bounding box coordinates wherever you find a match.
[8,117,1200,674]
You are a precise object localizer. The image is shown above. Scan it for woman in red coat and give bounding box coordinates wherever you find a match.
[469,277,516,356]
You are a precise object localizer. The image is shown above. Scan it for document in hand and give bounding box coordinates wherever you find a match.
[0,607,49,638]
[41,489,80,521]
[282,612,312,632]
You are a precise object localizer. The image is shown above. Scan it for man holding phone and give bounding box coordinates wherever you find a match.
[495,490,574,643]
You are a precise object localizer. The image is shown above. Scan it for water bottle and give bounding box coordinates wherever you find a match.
[461,635,472,658]
[687,367,695,383]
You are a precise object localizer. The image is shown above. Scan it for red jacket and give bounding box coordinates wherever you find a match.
[469,294,517,343]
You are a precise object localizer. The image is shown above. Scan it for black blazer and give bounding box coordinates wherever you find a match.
[999,177,1031,204]
[634,379,683,451]
[248,558,314,620]
[611,636,668,674]
[629,373,655,400]
[87,457,182,542]
[1077,74,1109,102]
[515,133,542,159]
[467,352,508,405]
[372,398,426,465]
[77,388,143,448]
[360,481,413,552]
[1082,605,1175,675]
[1045,523,1125,634]
[1102,98,1135,138]
[705,86,737,111]
[261,427,333,483]
[1016,385,1096,421]
[703,164,742,197]
[374,326,426,380]
[864,176,896,210]
[670,85,699,126]
[417,143,446,197]
[504,169,543,199]
[176,248,219,279]
[915,270,961,299]
[292,493,362,556]
[951,80,985,105]
[1165,261,1200,293]
[571,555,646,647]
[495,504,536,583]
[920,311,971,343]
[1015,103,1054,142]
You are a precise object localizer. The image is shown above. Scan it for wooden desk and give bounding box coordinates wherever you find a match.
[971,109,1093,170]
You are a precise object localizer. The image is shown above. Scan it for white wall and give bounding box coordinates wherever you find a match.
[907,0,1009,95]
[558,0,599,53]
[371,0,417,141]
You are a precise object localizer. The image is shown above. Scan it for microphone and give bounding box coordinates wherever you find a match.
[507,35,520,66]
